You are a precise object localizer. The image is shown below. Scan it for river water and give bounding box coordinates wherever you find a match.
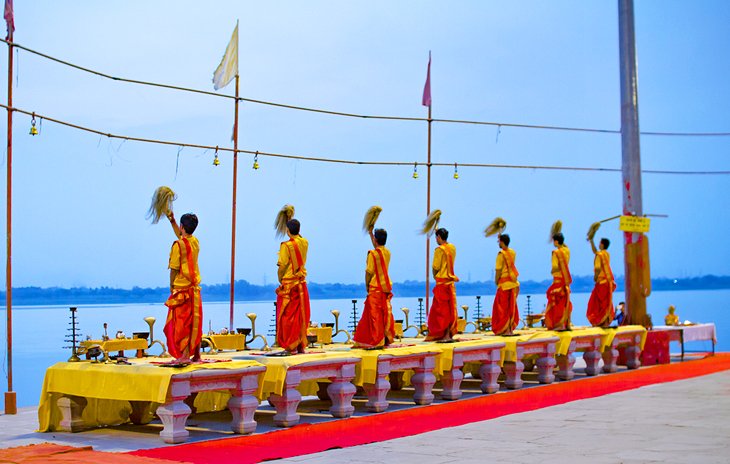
[1,288,727,407]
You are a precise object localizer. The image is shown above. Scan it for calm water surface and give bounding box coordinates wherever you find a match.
[1,289,727,407]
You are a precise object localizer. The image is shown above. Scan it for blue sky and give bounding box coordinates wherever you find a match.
[0,1,728,289]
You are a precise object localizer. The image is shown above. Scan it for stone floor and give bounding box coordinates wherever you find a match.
[277,369,730,464]
[0,359,728,463]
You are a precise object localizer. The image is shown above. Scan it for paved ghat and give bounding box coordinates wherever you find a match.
[0,366,728,463]
[277,369,730,464]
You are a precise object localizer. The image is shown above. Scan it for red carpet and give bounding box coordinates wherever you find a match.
[132,354,730,464]
[0,442,190,464]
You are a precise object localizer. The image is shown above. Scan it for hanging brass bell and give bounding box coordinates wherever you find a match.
[412,171,419,179]
[213,154,220,166]
[453,172,459,179]
[253,160,259,170]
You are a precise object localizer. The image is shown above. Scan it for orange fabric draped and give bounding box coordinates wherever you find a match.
[276,238,311,352]
[544,247,573,330]
[426,281,458,341]
[492,249,520,335]
[426,244,458,340]
[586,251,617,327]
[354,248,395,347]
[354,290,395,347]
[164,237,203,360]
[492,285,520,335]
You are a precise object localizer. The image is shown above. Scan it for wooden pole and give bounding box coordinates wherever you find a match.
[425,106,432,316]
[229,74,239,331]
[5,30,16,415]
[618,0,647,325]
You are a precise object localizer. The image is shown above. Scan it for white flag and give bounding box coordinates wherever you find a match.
[212,22,238,91]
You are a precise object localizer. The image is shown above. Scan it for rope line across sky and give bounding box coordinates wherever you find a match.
[3,38,730,138]
[5,104,729,176]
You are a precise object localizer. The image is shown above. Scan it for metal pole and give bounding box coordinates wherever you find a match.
[229,75,239,332]
[618,0,646,324]
[425,106,432,316]
[5,30,16,415]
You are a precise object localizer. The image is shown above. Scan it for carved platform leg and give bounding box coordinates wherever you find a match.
[625,344,642,369]
[129,400,155,425]
[411,367,436,405]
[440,368,464,400]
[327,363,356,418]
[364,376,391,412]
[269,370,302,427]
[583,349,601,376]
[602,344,619,373]
[228,371,260,434]
[503,361,524,389]
[389,371,405,390]
[479,362,501,394]
[157,399,192,444]
[228,394,258,434]
[537,355,556,384]
[556,354,575,381]
[57,395,88,432]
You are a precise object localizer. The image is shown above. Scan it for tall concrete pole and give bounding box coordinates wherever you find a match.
[618,0,647,324]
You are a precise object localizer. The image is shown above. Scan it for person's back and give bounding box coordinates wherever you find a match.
[164,212,203,362]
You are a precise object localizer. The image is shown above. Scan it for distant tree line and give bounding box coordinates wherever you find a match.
[1,274,728,306]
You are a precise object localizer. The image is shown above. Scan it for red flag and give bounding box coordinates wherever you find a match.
[422,51,432,107]
[4,0,13,39]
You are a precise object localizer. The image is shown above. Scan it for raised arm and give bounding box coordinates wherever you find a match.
[588,237,597,254]
[167,211,182,239]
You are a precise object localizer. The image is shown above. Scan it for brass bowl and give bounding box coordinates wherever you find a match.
[132,332,149,340]
[306,334,318,345]
[236,328,251,336]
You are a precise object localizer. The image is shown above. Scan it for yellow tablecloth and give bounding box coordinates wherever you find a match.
[347,345,443,386]
[513,327,606,356]
[38,358,263,432]
[207,334,246,350]
[499,331,559,363]
[308,327,333,344]
[228,351,361,399]
[80,338,148,353]
[436,338,508,371]
[394,322,404,338]
[600,325,647,351]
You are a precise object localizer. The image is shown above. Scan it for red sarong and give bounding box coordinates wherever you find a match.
[425,281,458,341]
[276,280,311,352]
[354,290,395,347]
[544,277,573,330]
[492,284,519,335]
[163,237,202,360]
[164,287,203,359]
[587,280,617,327]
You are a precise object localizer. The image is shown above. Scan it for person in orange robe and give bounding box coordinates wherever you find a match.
[544,232,573,331]
[586,237,617,327]
[163,212,203,363]
[354,229,395,348]
[426,228,459,341]
[492,234,520,335]
[276,219,311,353]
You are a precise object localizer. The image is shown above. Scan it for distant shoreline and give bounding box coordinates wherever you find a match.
[1,275,728,306]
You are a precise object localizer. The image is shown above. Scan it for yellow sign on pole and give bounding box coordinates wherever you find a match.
[619,215,650,233]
